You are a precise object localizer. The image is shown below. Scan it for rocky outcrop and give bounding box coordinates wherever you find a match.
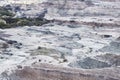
[3,63,120,80]
[0,37,22,49]
[69,57,111,69]
[0,0,120,80]
[96,54,120,67]
[100,41,120,53]
[44,0,120,28]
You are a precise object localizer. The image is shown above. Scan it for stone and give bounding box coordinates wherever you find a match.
[100,41,120,53]
[69,57,111,69]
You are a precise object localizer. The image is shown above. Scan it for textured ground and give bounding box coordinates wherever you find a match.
[1,63,120,80]
[0,0,120,80]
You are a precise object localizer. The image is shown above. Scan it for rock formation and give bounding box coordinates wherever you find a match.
[0,0,120,80]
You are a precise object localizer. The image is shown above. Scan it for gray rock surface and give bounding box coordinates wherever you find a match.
[0,0,120,80]
[2,63,120,80]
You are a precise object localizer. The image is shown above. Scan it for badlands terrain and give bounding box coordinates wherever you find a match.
[0,0,120,80]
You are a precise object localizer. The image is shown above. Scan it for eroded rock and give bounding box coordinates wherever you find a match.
[2,63,120,80]
[69,57,111,69]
